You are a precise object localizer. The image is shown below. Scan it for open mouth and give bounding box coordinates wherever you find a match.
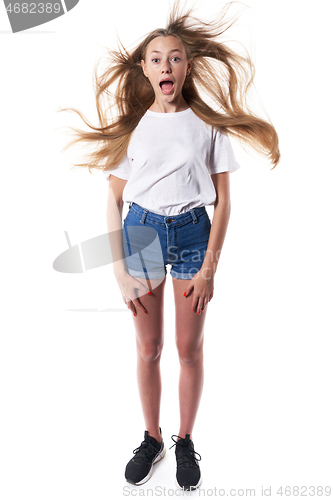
[159,80,175,95]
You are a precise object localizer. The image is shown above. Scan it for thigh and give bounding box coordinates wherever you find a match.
[132,276,167,346]
[172,277,207,351]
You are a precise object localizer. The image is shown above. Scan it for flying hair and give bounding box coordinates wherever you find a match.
[58,0,280,174]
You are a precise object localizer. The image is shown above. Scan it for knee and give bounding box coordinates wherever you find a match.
[177,343,203,366]
[138,341,163,364]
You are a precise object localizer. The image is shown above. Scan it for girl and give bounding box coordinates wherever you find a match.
[60,0,280,490]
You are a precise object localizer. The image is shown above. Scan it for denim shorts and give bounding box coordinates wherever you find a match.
[122,202,212,280]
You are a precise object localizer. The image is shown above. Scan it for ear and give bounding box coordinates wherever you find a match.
[187,59,193,75]
[141,59,147,78]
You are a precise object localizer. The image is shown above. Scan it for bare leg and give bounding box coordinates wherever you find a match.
[131,276,167,442]
[172,277,208,440]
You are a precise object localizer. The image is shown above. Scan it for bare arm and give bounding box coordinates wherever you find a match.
[106,175,127,276]
[106,174,149,314]
[201,171,231,277]
[183,171,231,313]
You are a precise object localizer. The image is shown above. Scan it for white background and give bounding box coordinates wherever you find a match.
[1,0,332,498]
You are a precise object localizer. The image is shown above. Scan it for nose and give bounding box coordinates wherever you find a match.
[161,59,172,73]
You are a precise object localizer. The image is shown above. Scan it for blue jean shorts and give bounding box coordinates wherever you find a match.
[122,202,212,280]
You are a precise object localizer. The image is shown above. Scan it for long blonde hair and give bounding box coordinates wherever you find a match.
[58,0,280,174]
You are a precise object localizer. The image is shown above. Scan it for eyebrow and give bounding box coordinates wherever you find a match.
[149,49,182,55]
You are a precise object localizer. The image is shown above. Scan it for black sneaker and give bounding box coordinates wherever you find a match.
[170,434,202,490]
[125,428,166,485]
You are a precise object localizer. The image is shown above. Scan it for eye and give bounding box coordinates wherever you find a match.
[152,58,159,63]
[171,57,180,61]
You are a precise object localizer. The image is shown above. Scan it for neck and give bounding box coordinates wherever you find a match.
[149,96,189,113]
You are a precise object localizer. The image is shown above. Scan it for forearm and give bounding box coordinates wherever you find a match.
[201,200,231,277]
[106,191,126,276]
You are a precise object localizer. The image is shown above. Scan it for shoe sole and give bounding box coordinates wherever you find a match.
[175,474,202,491]
[126,443,167,486]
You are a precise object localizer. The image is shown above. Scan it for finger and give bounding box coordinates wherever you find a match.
[136,284,151,298]
[123,296,136,315]
[205,295,210,306]
[123,295,136,315]
[201,296,209,311]
[132,297,147,314]
[124,294,133,305]
[132,277,151,297]
[197,297,203,314]
[184,283,194,298]
[126,286,141,303]
[132,282,151,299]
[129,302,137,316]
[128,302,137,316]
[192,297,199,313]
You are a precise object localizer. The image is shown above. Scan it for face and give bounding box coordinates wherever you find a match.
[141,35,192,104]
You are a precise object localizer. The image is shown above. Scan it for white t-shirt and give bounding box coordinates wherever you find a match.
[103,107,240,216]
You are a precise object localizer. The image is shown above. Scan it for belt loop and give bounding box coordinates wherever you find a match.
[129,202,133,209]
[190,208,198,224]
[140,208,148,224]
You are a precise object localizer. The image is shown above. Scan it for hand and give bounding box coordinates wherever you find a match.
[114,270,150,316]
[183,267,214,314]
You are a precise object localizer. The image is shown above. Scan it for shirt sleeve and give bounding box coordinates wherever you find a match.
[102,153,131,181]
[208,128,241,175]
